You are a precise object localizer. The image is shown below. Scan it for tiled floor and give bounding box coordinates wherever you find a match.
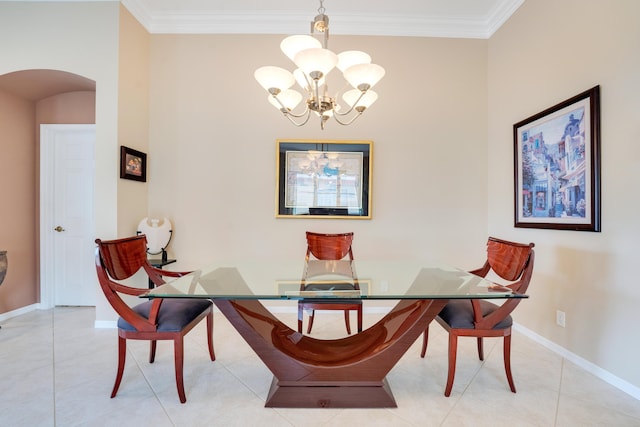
[1,306,639,427]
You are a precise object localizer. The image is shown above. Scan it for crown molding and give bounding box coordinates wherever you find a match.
[121,0,524,39]
[485,0,525,37]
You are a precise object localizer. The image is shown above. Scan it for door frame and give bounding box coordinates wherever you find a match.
[39,124,96,309]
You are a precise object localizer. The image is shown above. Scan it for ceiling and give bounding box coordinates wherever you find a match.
[1,0,524,101]
[123,0,526,39]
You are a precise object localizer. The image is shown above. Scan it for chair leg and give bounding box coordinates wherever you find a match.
[297,304,304,333]
[174,337,186,403]
[306,310,316,334]
[149,340,157,363]
[420,327,429,358]
[444,333,458,397]
[477,337,484,361]
[357,306,363,332]
[111,336,126,398]
[343,310,352,335]
[504,334,516,393]
[206,311,215,361]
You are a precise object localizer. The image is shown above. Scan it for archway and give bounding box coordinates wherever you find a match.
[0,69,96,315]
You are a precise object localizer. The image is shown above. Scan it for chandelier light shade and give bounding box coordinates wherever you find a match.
[254,66,295,92]
[343,89,378,110]
[254,0,385,129]
[337,51,371,72]
[343,63,385,89]
[294,48,338,76]
[281,35,321,61]
[268,89,302,110]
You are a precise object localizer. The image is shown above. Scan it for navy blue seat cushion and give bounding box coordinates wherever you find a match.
[438,300,512,330]
[118,299,212,332]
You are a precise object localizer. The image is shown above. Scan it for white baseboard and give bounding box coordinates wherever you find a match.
[0,303,40,322]
[94,320,117,328]
[514,323,640,400]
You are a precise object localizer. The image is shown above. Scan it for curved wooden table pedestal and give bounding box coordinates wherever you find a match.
[214,296,448,408]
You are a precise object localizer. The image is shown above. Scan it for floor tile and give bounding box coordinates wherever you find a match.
[0,307,638,426]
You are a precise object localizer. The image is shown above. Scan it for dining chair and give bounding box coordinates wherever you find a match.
[421,236,535,396]
[95,235,215,403]
[297,231,363,334]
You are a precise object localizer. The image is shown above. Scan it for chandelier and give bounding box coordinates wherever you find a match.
[254,0,385,129]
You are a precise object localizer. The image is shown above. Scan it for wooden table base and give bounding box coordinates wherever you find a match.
[210,267,448,408]
[265,377,396,408]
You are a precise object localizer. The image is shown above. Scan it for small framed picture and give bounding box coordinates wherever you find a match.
[120,146,147,182]
[514,86,601,231]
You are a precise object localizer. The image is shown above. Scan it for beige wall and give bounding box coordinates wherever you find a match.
[0,1,122,241]
[0,2,122,315]
[147,35,489,268]
[36,91,96,125]
[488,0,640,390]
[117,5,150,239]
[0,90,37,312]
[0,89,96,313]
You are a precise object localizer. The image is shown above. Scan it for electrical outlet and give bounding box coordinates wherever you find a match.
[556,310,566,327]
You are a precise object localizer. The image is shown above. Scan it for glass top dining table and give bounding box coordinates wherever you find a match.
[142,259,527,409]
[144,259,526,301]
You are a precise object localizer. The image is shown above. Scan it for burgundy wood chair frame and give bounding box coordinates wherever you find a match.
[420,237,535,396]
[297,231,363,335]
[95,235,215,403]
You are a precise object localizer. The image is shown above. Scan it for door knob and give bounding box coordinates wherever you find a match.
[54,226,65,232]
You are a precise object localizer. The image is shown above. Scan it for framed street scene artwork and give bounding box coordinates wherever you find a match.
[514,86,600,232]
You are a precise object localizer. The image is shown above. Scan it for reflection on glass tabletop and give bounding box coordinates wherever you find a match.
[144,260,527,301]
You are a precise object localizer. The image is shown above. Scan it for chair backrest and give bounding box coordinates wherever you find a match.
[305,231,354,261]
[486,237,535,287]
[471,237,535,329]
[96,235,150,280]
[95,235,161,332]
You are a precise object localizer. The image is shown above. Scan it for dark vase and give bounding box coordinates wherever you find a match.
[0,251,7,285]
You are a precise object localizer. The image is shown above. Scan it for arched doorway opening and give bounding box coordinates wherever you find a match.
[0,69,96,314]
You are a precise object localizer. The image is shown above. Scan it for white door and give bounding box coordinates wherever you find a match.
[40,124,96,307]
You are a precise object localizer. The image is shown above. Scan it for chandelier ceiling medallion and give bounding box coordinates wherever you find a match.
[254,0,385,129]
